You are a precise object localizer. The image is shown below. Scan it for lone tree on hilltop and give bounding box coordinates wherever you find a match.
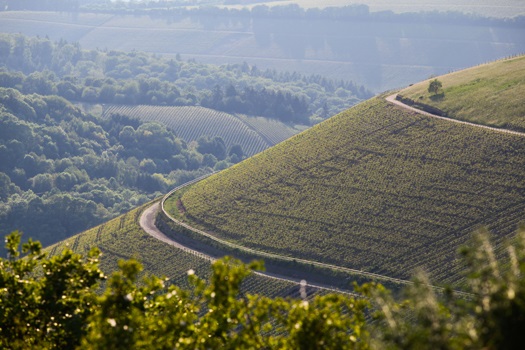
[428,78,443,95]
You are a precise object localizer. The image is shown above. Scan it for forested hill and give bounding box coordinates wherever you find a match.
[170,57,525,285]
[0,87,238,254]
[0,33,370,125]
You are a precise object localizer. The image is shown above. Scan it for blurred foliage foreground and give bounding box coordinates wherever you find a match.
[1,226,525,350]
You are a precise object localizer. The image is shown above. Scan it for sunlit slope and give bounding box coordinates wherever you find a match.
[399,55,525,132]
[177,97,525,284]
[44,204,332,299]
[103,105,301,156]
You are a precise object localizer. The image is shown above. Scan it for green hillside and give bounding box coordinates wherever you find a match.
[399,55,525,132]
[171,92,525,285]
[44,203,339,299]
[102,105,302,157]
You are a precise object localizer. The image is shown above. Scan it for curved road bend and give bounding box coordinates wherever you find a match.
[386,94,525,137]
[140,202,357,296]
[140,202,201,254]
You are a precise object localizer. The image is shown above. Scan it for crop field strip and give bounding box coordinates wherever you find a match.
[103,105,301,156]
[174,96,525,286]
[154,175,358,295]
[235,114,302,145]
[44,201,347,300]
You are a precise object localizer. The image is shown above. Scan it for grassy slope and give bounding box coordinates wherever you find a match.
[43,203,334,299]
[102,105,301,156]
[176,94,525,285]
[399,56,525,132]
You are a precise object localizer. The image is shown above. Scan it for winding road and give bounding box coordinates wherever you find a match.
[140,203,212,260]
[138,92,507,297]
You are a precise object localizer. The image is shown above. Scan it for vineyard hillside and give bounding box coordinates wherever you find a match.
[103,105,302,156]
[399,55,525,132]
[172,71,525,285]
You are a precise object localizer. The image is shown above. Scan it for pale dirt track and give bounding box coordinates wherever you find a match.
[386,94,525,137]
[139,203,205,255]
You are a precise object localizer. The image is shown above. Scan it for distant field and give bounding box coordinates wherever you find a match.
[230,0,525,18]
[1,11,524,91]
[103,104,301,156]
[174,96,525,285]
[399,55,525,132]
[44,203,336,299]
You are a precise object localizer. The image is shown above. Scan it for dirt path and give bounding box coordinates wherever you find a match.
[386,94,525,137]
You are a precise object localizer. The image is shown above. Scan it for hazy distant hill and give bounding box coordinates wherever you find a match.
[229,0,525,18]
[0,8,523,91]
[169,56,525,285]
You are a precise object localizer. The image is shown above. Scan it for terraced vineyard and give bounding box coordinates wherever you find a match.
[399,55,525,132]
[103,105,301,156]
[173,96,525,286]
[44,202,337,299]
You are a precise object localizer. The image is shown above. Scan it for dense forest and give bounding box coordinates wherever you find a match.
[0,33,370,124]
[0,87,241,253]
